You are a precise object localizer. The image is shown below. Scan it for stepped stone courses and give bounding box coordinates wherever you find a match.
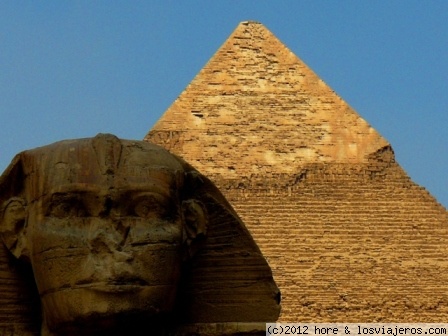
[145,21,448,321]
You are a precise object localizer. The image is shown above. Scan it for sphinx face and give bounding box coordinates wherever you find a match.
[21,141,187,333]
[29,176,183,332]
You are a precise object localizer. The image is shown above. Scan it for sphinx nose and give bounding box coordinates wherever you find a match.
[87,219,131,257]
[88,231,135,267]
[113,249,134,262]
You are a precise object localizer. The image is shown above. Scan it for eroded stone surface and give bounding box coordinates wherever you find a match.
[0,134,279,335]
[146,21,448,322]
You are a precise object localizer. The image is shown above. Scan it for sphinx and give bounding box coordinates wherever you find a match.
[0,134,280,335]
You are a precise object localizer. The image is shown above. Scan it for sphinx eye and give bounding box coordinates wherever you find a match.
[47,196,88,218]
[131,196,166,219]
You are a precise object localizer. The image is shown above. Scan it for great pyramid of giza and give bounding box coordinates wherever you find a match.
[145,21,448,322]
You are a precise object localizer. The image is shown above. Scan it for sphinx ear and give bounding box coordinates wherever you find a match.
[181,199,208,259]
[0,154,30,261]
[0,198,29,260]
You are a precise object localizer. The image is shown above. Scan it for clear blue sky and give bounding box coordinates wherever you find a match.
[1,2,447,209]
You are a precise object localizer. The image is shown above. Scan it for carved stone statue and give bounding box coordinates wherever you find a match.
[0,134,280,335]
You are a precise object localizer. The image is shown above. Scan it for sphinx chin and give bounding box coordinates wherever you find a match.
[41,284,178,333]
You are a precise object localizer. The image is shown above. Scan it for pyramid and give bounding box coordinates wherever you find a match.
[145,21,448,322]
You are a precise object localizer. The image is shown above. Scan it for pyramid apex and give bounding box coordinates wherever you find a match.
[239,20,262,25]
[234,21,272,33]
[147,21,390,176]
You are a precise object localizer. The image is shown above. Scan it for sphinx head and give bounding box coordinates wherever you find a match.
[0,134,208,334]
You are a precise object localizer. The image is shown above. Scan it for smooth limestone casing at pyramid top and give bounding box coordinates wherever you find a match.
[145,21,448,322]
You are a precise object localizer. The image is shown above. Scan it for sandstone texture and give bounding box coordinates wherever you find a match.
[145,21,448,322]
